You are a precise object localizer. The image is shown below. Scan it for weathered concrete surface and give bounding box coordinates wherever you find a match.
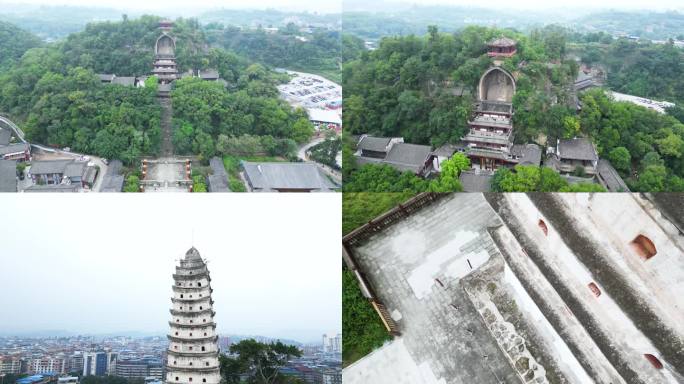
[346,194,520,383]
[489,224,626,384]
[145,159,188,192]
[343,338,446,384]
[526,194,684,379]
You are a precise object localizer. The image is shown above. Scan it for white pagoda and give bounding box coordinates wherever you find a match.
[166,247,221,384]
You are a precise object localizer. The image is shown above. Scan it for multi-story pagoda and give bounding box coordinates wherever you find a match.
[166,247,220,384]
[153,21,178,85]
[462,67,517,170]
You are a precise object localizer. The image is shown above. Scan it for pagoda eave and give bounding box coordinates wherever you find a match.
[167,350,219,358]
[169,321,217,329]
[167,335,219,343]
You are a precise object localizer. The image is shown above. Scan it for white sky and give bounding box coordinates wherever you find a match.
[371,0,684,11]
[0,194,341,343]
[2,0,340,14]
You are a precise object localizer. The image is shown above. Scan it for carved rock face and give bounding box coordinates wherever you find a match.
[479,68,516,103]
[156,34,175,57]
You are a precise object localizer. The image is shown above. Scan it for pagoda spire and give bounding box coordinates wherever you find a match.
[166,248,220,384]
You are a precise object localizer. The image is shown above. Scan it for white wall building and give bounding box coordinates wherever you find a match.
[322,333,341,354]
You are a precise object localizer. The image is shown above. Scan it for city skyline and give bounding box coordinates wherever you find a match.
[0,195,341,344]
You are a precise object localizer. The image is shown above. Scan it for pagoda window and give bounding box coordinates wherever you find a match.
[189,362,192,366]
[180,294,184,298]
[190,306,193,310]
[180,306,183,310]
[190,320,193,323]
[175,332,178,336]
[203,319,206,323]
[189,347,193,350]
[173,361,176,365]
[174,346,178,350]
[190,271,193,275]
[189,378,192,382]
[199,294,202,297]
[189,295,192,298]
[204,333,207,336]
[201,346,205,351]
[200,306,203,310]
[205,362,209,366]
[175,378,178,381]
[631,235,656,260]
[198,282,202,287]
[190,333,193,336]
[202,380,206,383]
[177,283,181,286]
[176,319,179,322]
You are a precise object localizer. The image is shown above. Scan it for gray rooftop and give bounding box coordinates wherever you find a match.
[112,76,136,86]
[459,171,493,192]
[558,138,598,162]
[0,143,28,156]
[512,143,542,166]
[0,127,11,146]
[432,143,463,158]
[0,159,17,192]
[24,184,80,193]
[242,162,337,191]
[64,162,87,178]
[383,143,432,173]
[200,69,220,80]
[100,160,124,192]
[207,157,230,192]
[98,74,115,82]
[597,159,630,192]
[489,37,517,47]
[29,159,73,175]
[357,136,392,153]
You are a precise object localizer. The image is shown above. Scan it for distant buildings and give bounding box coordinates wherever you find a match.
[608,91,675,114]
[115,359,163,380]
[82,352,116,377]
[27,357,66,375]
[0,357,22,374]
[321,334,341,354]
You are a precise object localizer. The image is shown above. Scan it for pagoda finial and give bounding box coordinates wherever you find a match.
[185,246,201,260]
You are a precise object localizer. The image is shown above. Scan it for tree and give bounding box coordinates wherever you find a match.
[220,339,302,384]
[123,175,140,192]
[290,118,315,144]
[608,147,632,174]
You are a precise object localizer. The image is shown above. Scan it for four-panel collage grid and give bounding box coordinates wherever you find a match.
[1,0,683,383]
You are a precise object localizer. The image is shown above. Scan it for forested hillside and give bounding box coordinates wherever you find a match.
[0,21,42,70]
[343,25,684,192]
[343,25,576,147]
[205,24,341,81]
[0,16,320,164]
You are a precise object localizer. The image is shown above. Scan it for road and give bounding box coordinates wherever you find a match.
[297,137,342,186]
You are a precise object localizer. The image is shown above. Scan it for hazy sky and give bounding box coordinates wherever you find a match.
[2,0,340,14]
[0,194,341,343]
[355,0,684,11]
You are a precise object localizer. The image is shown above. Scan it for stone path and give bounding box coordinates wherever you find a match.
[160,96,173,157]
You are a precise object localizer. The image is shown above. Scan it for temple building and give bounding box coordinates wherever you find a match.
[462,66,517,170]
[487,37,517,58]
[459,38,541,171]
[152,21,178,86]
[166,247,220,384]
